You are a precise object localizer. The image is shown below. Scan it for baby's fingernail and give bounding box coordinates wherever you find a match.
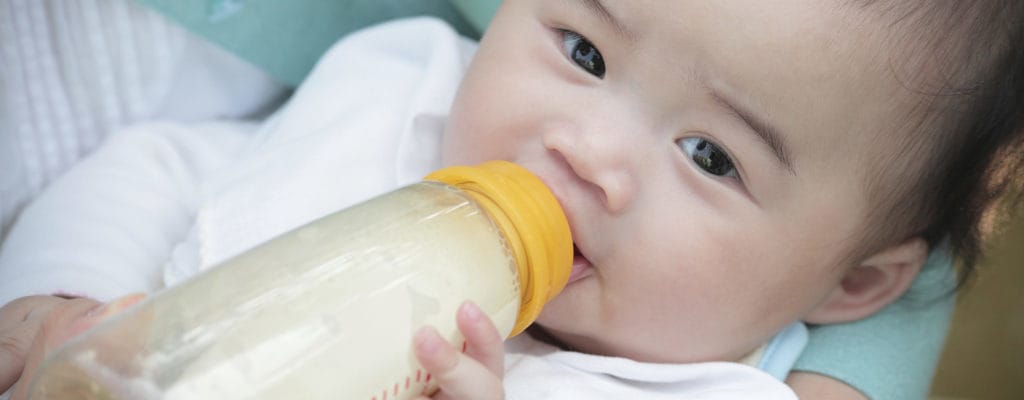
[460,302,482,321]
[415,327,443,355]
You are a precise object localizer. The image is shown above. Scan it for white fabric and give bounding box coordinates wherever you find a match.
[0,121,255,303]
[504,334,795,399]
[0,17,795,398]
[0,0,286,239]
[164,16,472,284]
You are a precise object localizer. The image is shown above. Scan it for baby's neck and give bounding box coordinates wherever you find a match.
[525,325,766,368]
[525,325,575,351]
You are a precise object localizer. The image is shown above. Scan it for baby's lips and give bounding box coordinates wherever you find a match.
[568,245,593,284]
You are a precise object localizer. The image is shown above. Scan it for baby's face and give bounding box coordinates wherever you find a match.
[443,0,922,362]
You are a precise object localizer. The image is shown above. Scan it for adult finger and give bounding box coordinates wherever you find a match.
[0,297,100,395]
[0,296,66,331]
[10,294,144,400]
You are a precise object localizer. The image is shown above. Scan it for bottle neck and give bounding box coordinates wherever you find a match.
[424,161,572,336]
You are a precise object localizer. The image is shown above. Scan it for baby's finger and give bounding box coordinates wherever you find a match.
[414,327,503,400]
[455,302,504,377]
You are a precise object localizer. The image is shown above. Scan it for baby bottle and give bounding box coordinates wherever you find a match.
[27,161,573,400]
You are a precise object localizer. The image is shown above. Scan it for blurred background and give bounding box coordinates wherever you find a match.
[930,209,1024,400]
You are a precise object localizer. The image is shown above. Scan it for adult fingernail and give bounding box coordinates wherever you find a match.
[85,303,109,318]
[85,294,143,319]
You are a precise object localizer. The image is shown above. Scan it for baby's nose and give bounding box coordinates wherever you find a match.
[541,128,635,214]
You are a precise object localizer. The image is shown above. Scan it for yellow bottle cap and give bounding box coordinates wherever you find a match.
[425,161,572,336]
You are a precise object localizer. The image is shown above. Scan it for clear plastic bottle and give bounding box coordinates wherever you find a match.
[27,161,572,400]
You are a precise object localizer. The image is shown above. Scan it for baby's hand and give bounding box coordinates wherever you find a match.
[413,301,505,400]
[0,294,144,399]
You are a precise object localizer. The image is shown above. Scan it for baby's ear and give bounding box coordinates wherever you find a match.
[803,237,927,324]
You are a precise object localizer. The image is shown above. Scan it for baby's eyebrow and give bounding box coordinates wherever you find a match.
[710,90,796,175]
[571,0,637,41]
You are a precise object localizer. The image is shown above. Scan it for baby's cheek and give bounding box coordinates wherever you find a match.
[441,115,489,164]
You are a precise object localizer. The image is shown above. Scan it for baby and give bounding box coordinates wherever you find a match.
[1,0,1021,399]
[411,0,1022,397]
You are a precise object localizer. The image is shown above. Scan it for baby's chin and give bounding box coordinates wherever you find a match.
[524,324,600,355]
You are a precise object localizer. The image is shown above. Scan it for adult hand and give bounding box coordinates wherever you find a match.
[0,294,144,399]
[413,301,506,400]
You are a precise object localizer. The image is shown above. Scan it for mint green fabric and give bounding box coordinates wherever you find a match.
[449,0,499,33]
[794,249,957,400]
[135,0,482,86]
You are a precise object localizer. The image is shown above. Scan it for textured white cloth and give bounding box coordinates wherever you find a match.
[0,120,255,303]
[0,0,285,239]
[0,17,796,398]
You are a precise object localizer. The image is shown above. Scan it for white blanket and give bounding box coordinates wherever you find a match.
[0,0,285,238]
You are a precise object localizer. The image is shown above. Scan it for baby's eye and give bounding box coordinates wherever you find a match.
[678,137,740,179]
[561,30,606,78]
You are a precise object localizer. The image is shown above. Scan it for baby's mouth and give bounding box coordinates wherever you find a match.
[568,243,593,284]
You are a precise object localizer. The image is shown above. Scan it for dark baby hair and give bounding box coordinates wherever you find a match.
[856,0,1024,286]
